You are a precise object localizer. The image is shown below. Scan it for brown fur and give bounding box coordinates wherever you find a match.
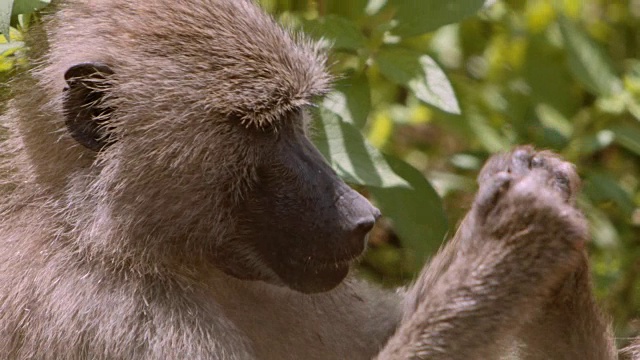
[377,148,616,359]
[621,342,640,360]
[0,1,616,359]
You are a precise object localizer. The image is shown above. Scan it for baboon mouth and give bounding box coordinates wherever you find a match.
[289,254,358,268]
[287,232,369,267]
[280,261,351,294]
[317,250,364,265]
[318,234,369,265]
[301,243,368,267]
[273,250,358,293]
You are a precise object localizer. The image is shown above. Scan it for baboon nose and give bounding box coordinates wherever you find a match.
[341,209,380,258]
[372,207,382,221]
[352,213,378,238]
[353,206,381,236]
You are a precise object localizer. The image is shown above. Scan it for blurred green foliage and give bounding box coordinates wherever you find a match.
[1,0,640,344]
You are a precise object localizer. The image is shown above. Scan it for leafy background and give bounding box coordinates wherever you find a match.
[2,0,640,347]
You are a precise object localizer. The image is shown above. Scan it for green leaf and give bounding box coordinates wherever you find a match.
[535,103,572,138]
[578,197,619,249]
[0,0,12,41]
[558,17,622,96]
[610,124,640,157]
[11,0,48,16]
[388,0,486,37]
[376,48,460,114]
[577,130,614,156]
[324,0,369,21]
[312,107,409,188]
[303,15,366,51]
[0,39,22,53]
[260,0,309,12]
[584,172,636,217]
[365,0,387,15]
[322,73,371,128]
[523,37,580,116]
[369,155,449,264]
[467,113,509,152]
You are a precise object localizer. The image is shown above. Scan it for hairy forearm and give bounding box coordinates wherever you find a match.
[517,255,616,360]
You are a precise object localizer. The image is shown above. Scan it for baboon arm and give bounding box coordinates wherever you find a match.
[376,215,540,359]
[515,255,617,360]
[376,148,597,360]
[621,339,640,360]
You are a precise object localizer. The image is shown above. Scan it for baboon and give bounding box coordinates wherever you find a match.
[0,0,617,359]
[622,341,640,359]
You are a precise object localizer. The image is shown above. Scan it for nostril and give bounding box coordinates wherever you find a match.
[341,216,377,258]
[354,217,375,236]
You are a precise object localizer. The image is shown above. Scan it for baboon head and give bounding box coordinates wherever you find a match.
[46,0,379,293]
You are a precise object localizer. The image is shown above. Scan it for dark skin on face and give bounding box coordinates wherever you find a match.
[64,63,380,294]
[237,116,380,293]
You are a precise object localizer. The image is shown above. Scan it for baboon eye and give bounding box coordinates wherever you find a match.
[63,62,115,151]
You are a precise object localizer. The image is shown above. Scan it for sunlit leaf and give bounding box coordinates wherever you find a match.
[535,103,572,138]
[525,0,555,33]
[388,0,486,37]
[0,39,21,53]
[369,155,449,265]
[428,170,476,196]
[368,111,394,147]
[559,17,622,96]
[596,93,627,115]
[11,0,49,16]
[376,48,460,114]
[313,107,409,188]
[365,0,387,15]
[322,73,371,128]
[0,0,12,41]
[468,113,509,152]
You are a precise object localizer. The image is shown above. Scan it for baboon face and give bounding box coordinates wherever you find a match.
[231,111,381,293]
[63,62,379,294]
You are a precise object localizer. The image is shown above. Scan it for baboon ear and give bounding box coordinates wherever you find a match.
[63,62,115,151]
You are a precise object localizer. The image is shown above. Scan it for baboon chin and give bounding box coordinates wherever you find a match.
[0,0,618,359]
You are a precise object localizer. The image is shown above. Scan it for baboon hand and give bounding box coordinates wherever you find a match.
[478,146,580,205]
[472,146,588,289]
[374,147,604,360]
